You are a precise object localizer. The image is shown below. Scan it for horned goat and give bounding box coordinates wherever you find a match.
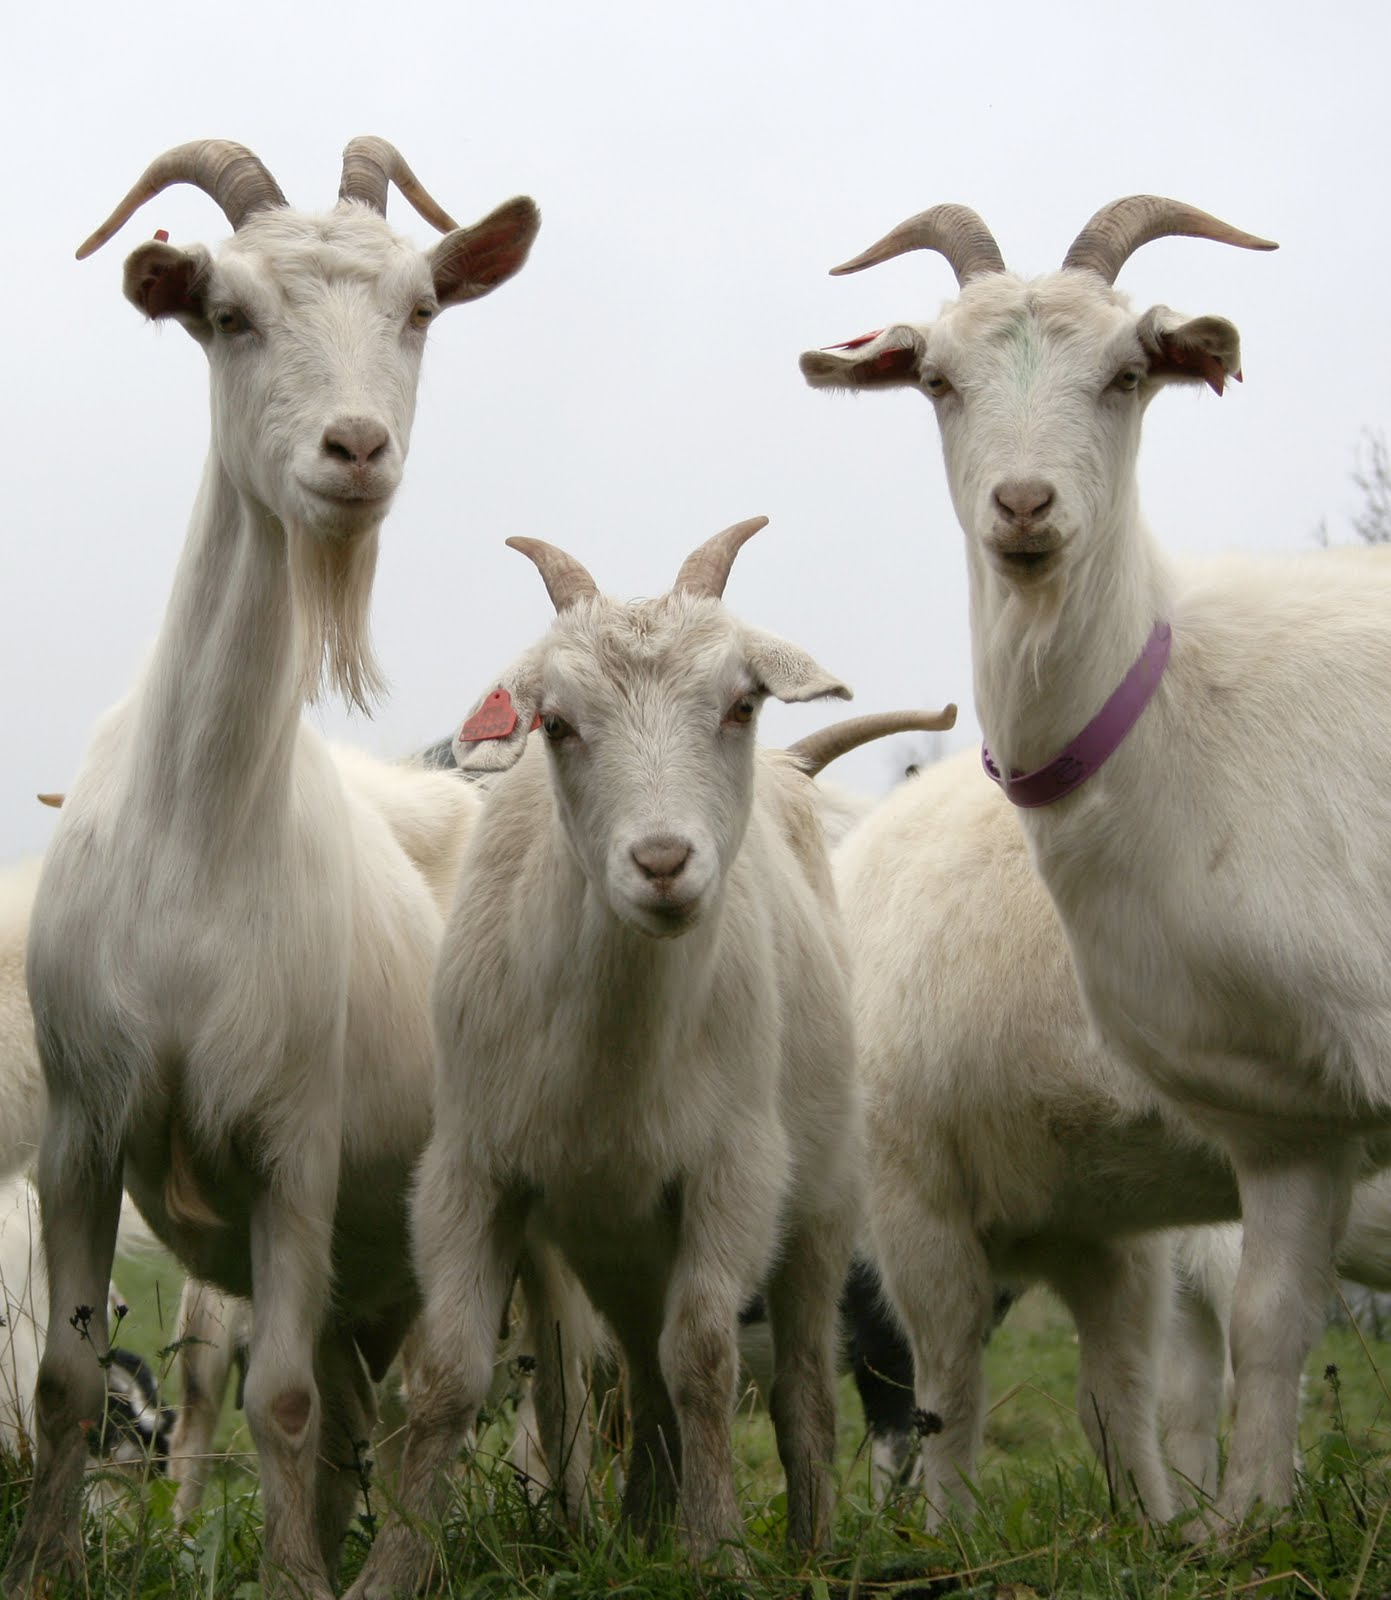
[7,138,536,1599]
[33,752,481,1527]
[800,194,1391,1521]
[834,750,1391,1521]
[346,519,953,1594]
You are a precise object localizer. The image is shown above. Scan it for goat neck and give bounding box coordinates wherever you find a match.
[130,460,310,856]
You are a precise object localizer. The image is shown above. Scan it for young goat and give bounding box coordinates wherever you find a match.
[9,139,535,1598]
[347,520,934,1594]
[801,195,1391,1521]
[836,750,1391,1523]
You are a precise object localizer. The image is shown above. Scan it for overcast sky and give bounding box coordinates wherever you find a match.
[4,0,1388,859]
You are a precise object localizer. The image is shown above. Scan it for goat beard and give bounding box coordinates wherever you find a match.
[286,521,386,714]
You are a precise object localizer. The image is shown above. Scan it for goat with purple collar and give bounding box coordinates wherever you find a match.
[801,195,1391,1525]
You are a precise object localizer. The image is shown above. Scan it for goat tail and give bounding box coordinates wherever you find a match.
[164,1113,223,1231]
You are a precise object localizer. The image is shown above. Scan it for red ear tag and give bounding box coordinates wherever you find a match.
[458,687,520,743]
[154,229,170,243]
[823,329,884,351]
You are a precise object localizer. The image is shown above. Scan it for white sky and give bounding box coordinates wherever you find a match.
[4,0,1388,858]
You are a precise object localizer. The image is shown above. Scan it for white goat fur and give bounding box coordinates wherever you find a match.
[162,749,478,1524]
[11,145,535,1599]
[803,214,1391,1519]
[0,864,44,1181]
[347,541,864,1596]
[837,751,1391,1523]
[3,764,478,1524]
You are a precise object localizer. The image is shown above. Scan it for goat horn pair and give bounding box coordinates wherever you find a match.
[338,136,460,233]
[508,516,771,614]
[1061,196,1278,284]
[77,140,286,260]
[831,195,1276,290]
[786,707,958,778]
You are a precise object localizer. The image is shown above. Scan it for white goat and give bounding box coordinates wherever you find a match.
[347,519,934,1595]
[801,194,1391,1521]
[34,754,481,1525]
[835,749,1391,1523]
[8,138,536,1599]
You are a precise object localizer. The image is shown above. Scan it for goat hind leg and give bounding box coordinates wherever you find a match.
[168,1280,249,1524]
[1161,1226,1239,1506]
[313,1327,378,1580]
[517,1243,595,1526]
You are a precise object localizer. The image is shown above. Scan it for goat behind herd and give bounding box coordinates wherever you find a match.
[2,135,1388,1597]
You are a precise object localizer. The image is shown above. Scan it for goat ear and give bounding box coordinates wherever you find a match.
[799,326,925,392]
[451,655,542,774]
[743,628,852,705]
[122,240,210,322]
[431,197,541,308]
[1138,308,1243,395]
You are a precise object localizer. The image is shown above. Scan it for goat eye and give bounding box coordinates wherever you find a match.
[923,371,953,399]
[724,697,757,727]
[213,307,248,336]
[541,713,574,742]
[1110,366,1143,393]
[409,301,437,329]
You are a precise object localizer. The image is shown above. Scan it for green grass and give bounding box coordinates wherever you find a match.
[10,1257,1391,1597]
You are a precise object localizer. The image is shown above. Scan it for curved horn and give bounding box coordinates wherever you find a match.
[786,707,958,778]
[338,136,459,233]
[77,141,286,260]
[1061,195,1277,286]
[506,537,600,614]
[830,205,1006,286]
[672,516,769,601]
[36,792,64,809]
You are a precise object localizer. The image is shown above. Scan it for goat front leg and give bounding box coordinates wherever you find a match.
[1048,1233,1175,1523]
[343,1153,523,1600]
[661,1150,784,1563]
[4,1126,122,1597]
[765,1209,856,1551]
[869,1177,992,1529]
[1215,1141,1354,1523]
[242,1166,338,1600]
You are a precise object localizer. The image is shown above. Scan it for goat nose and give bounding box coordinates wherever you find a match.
[993,478,1056,523]
[321,417,390,467]
[631,836,692,882]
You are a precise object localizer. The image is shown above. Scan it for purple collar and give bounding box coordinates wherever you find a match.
[982,620,1172,808]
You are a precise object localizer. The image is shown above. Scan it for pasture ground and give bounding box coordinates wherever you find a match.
[3,1250,1391,1598]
